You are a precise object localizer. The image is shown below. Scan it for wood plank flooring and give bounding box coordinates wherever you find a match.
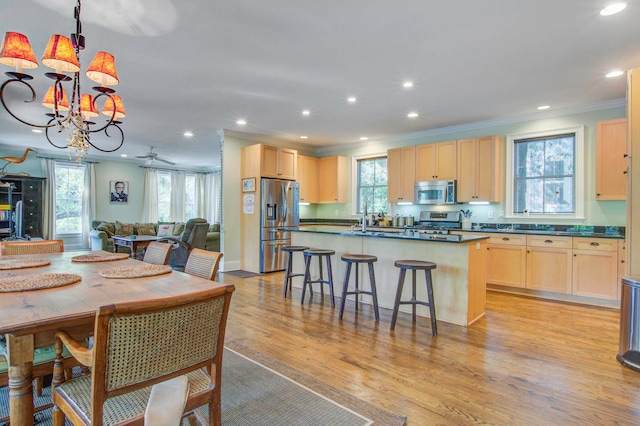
[218,271,640,425]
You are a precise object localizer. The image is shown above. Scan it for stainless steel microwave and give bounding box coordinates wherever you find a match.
[414,180,457,205]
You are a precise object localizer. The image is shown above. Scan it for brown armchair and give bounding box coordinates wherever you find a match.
[157,218,209,269]
[51,286,234,425]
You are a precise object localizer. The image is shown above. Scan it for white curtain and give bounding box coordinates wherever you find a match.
[142,168,159,223]
[196,172,219,223]
[41,158,56,240]
[212,170,221,224]
[81,163,96,249]
[170,170,185,222]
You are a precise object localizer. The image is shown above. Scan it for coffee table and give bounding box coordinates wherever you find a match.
[112,235,160,258]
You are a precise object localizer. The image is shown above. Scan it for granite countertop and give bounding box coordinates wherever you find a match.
[292,225,487,243]
[460,224,624,239]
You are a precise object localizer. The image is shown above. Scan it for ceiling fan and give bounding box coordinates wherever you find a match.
[135,146,175,165]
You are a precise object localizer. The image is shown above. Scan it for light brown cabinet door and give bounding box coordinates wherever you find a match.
[278,148,297,180]
[476,136,502,202]
[572,249,618,300]
[416,143,437,181]
[319,156,346,203]
[261,145,280,178]
[387,147,415,202]
[456,138,476,202]
[416,141,457,182]
[526,246,572,293]
[487,244,527,288]
[298,155,318,203]
[259,145,297,180]
[596,118,627,200]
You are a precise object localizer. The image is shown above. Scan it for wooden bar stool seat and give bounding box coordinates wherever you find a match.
[391,260,438,336]
[282,245,309,297]
[301,249,336,307]
[339,254,380,321]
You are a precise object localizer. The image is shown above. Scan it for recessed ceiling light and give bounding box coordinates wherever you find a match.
[600,3,626,15]
[31,129,42,133]
[606,70,624,78]
[537,105,550,110]
[302,110,310,116]
[403,81,413,88]
[236,119,246,125]
[347,97,357,103]
[360,136,368,141]
[407,112,418,118]
[120,154,127,158]
[300,136,308,139]
[183,131,193,137]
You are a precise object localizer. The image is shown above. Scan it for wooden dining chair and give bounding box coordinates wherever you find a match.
[0,239,64,255]
[184,248,223,281]
[142,241,173,265]
[51,286,234,426]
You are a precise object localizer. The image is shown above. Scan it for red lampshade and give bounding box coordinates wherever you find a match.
[80,94,99,118]
[42,85,69,111]
[41,34,79,73]
[102,95,125,119]
[0,32,39,70]
[86,51,119,86]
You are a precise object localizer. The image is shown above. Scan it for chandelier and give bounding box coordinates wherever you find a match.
[0,0,125,162]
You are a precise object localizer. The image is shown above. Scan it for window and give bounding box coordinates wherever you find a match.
[55,163,85,234]
[505,126,584,219]
[157,171,171,222]
[185,174,196,219]
[355,156,388,214]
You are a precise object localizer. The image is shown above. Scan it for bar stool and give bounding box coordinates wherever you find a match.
[390,260,438,336]
[339,254,380,321]
[282,246,309,298]
[301,248,336,307]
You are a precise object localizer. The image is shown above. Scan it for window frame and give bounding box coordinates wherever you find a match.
[505,125,585,220]
[54,162,85,236]
[351,153,388,215]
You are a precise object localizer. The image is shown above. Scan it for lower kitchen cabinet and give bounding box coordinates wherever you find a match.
[526,244,573,294]
[486,234,526,288]
[572,237,619,300]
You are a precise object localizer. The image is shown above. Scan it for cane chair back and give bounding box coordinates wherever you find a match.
[142,241,173,265]
[52,286,234,425]
[0,239,64,255]
[184,249,223,281]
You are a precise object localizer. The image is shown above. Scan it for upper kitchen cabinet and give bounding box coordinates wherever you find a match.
[297,155,319,203]
[457,136,503,203]
[415,140,457,182]
[387,146,416,203]
[596,118,627,200]
[318,156,347,203]
[242,144,297,180]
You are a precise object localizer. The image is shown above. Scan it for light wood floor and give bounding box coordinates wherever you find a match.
[218,271,640,425]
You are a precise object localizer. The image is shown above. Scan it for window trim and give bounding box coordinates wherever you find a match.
[54,162,85,236]
[351,152,387,215]
[505,125,585,220]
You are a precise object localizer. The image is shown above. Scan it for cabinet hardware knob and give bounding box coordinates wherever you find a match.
[624,170,628,174]
[544,240,553,243]
[624,153,629,158]
[502,237,509,241]
[574,254,577,257]
[622,260,626,263]
[590,242,600,246]
[597,193,601,196]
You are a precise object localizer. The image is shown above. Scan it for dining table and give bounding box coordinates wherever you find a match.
[0,250,235,426]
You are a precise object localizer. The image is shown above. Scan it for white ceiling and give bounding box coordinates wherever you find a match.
[0,0,638,170]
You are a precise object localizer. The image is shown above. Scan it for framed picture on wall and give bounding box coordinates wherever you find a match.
[110,180,129,203]
[242,177,256,192]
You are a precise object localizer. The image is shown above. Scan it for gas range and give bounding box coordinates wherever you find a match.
[416,210,462,234]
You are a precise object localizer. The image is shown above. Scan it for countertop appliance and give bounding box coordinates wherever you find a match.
[417,210,462,233]
[414,180,457,205]
[260,178,299,273]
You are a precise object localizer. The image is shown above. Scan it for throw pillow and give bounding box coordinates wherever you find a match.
[209,223,220,232]
[96,221,115,237]
[157,223,174,237]
[135,223,156,236]
[115,221,134,236]
[173,222,185,236]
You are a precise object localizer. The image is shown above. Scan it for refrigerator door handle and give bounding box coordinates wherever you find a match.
[281,185,288,225]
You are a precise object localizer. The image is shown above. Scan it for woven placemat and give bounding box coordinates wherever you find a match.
[0,258,51,270]
[100,264,172,279]
[0,273,82,292]
[72,252,130,262]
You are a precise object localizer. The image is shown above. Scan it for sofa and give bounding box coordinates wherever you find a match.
[90,220,220,253]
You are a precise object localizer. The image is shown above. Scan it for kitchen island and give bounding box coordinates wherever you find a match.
[291,226,488,326]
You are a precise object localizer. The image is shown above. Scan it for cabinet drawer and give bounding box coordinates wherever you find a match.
[486,233,526,246]
[572,237,618,252]
[527,235,572,248]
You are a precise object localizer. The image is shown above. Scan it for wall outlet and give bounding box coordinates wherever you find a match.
[487,210,494,220]
[335,209,339,216]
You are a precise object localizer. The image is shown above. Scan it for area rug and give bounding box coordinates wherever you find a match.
[0,347,406,426]
[222,269,262,278]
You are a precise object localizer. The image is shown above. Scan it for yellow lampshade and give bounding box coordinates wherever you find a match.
[41,34,79,73]
[102,95,125,119]
[80,94,99,118]
[0,32,39,70]
[42,85,69,111]
[86,51,119,86]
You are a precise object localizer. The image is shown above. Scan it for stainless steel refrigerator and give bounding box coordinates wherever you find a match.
[260,178,299,273]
